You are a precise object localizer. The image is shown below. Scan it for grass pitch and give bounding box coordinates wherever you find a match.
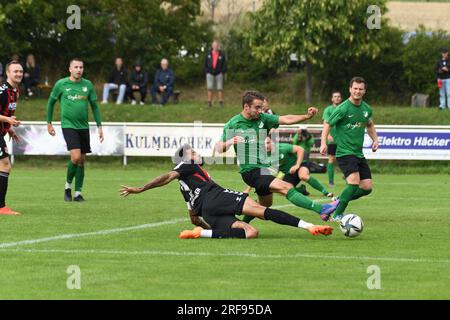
[0,163,449,299]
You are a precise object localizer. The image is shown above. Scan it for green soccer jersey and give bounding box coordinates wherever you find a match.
[326,99,372,158]
[276,143,298,174]
[322,104,337,143]
[47,77,102,129]
[221,113,279,173]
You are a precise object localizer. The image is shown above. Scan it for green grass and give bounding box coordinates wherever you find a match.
[17,98,450,125]
[0,164,449,299]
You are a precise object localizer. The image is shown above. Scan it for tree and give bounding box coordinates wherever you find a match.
[247,0,389,104]
[206,0,220,21]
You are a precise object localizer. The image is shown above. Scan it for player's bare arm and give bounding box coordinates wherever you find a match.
[320,121,332,155]
[289,145,305,174]
[367,120,379,152]
[214,135,245,153]
[278,107,318,125]
[188,209,211,229]
[98,127,104,143]
[7,128,20,143]
[0,115,20,127]
[120,171,180,197]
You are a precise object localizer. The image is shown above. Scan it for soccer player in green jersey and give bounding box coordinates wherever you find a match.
[320,77,379,221]
[215,90,340,221]
[47,58,104,202]
[322,91,342,186]
[266,138,334,198]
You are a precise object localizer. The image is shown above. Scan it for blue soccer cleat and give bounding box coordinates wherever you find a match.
[319,199,340,221]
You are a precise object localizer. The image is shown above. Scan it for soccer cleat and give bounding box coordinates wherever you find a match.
[64,188,72,202]
[307,225,333,236]
[73,194,85,202]
[319,199,340,221]
[0,206,20,215]
[330,214,344,222]
[325,192,334,198]
[179,226,203,239]
[329,182,334,187]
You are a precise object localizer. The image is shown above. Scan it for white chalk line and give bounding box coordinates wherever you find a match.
[0,248,449,264]
[0,218,186,249]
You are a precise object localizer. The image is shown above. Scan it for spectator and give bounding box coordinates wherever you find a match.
[436,47,450,110]
[204,40,227,107]
[127,63,148,105]
[23,54,40,98]
[0,62,3,84]
[101,57,128,105]
[151,58,175,106]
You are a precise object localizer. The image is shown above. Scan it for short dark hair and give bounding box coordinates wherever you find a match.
[331,90,341,96]
[5,60,22,72]
[349,77,367,89]
[70,58,83,65]
[173,144,192,164]
[242,90,266,108]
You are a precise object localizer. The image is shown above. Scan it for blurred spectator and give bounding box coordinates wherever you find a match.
[101,57,128,105]
[127,63,148,105]
[205,40,227,107]
[151,58,175,106]
[23,54,40,98]
[0,62,3,84]
[436,47,450,110]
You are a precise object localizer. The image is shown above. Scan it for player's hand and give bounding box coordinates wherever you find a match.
[119,185,142,197]
[228,136,245,146]
[8,130,20,143]
[98,127,104,143]
[307,107,318,119]
[47,124,56,136]
[320,143,328,155]
[289,165,300,174]
[8,116,20,127]
[372,140,379,152]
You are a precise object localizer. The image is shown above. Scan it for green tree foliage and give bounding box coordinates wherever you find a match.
[0,0,212,82]
[246,0,389,103]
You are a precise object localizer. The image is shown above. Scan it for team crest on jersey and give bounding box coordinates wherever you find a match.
[258,122,264,129]
[82,87,88,92]
[363,111,369,118]
[8,103,17,111]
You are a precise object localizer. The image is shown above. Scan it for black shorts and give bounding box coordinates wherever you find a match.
[282,162,314,186]
[201,185,248,229]
[327,143,337,156]
[62,128,91,154]
[0,136,9,159]
[241,167,276,196]
[337,155,372,180]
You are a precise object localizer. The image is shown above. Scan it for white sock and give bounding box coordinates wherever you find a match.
[65,182,71,190]
[298,220,314,230]
[200,230,213,238]
[74,191,81,197]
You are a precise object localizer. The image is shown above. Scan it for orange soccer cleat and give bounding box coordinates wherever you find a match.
[179,226,203,239]
[307,225,333,236]
[0,206,21,215]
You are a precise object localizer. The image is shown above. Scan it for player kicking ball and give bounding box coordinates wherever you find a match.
[119,144,333,239]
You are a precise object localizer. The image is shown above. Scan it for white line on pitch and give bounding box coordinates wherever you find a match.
[0,218,186,249]
[1,248,449,264]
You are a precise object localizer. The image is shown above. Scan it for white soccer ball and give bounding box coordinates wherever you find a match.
[339,214,364,238]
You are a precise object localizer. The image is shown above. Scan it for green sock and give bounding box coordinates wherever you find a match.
[243,215,255,224]
[334,184,359,217]
[286,188,322,214]
[327,163,334,184]
[75,165,85,192]
[351,188,372,200]
[66,161,78,184]
[306,176,329,195]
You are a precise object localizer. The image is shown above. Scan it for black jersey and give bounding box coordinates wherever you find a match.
[173,162,218,215]
[0,82,19,136]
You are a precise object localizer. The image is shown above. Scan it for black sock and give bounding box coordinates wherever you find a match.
[264,208,300,227]
[212,228,247,239]
[0,171,9,208]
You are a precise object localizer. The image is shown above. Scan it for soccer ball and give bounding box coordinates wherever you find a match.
[339,214,364,238]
